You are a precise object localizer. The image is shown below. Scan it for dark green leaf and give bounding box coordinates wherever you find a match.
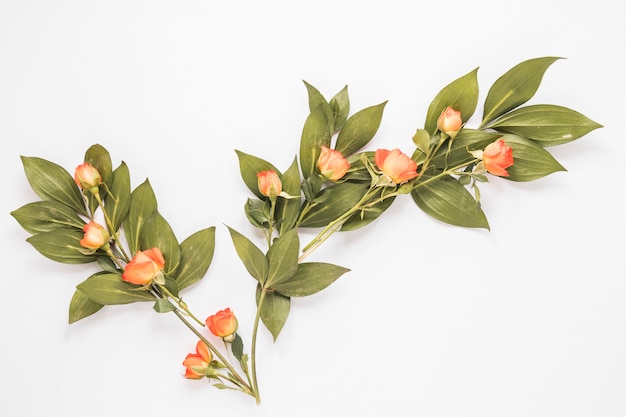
[27,228,97,264]
[11,200,85,234]
[69,289,104,323]
[140,210,181,275]
[231,333,244,362]
[411,175,489,229]
[498,134,566,181]
[235,150,279,199]
[298,182,369,228]
[299,104,332,179]
[257,285,290,341]
[244,198,271,228]
[272,262,350,297]
[123,179,157,255]
[227,226,268,284]
[153,298,177,313]
[276,158,302,234]
[76,273,155,305]
[265,229,299,288]
[329,85,350,132]
[341,195,395,231]
[481,57,562,126]
[174,227,216,291]
[484,104,603,146]
[335,101,387,156]
[106,162,131,231]
[84,144,113,188]
[303,80,333,126]
[20,156,87,216]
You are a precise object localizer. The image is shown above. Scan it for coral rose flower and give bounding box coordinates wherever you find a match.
[122,247,165,285]
[80,221,110,250]
[436,106,463,138]
[182,340,212,379]
[374,148,419,184]
[74,162,102,191]
[257,170,282,198]
[317,146,350,181]
[483,139,514,177]
[206,308,238,341]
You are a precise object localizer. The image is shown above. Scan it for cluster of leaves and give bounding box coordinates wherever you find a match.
[11,145,216,323]
[228,56,601,340]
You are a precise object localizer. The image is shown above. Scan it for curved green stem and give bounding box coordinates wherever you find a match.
[157,284,205,326]
[250,288,266,405]
[93,193,131,262]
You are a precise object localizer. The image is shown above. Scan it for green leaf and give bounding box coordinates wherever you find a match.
[174,227,216,291]
[20,156,87,216]
[76,273,155,305]
[226,226,268,284]
[272,262,350,297]
[481,57,562,126]
[140,210,181,276]
[335,101,387,156]
[27,228,97,264]
[275,158,302,234]
[84,144,114,215]
[153,298,177,313]
[424,68,479,135]
[498,134,566,182]
[106,162,131,231]
[11,200,85,234]
[329,85,350,132]
[298,182,369,228]
[231,333,244,362]
[484,104,603,146]
[68,289,104,323]
[303,80,333,125]
[427,128,501,169]
[299,104,332,179]
[265,229,299,288]
[257,285,290,341]
[411,175,489,229]
[235,150,279,199]
[123,179,157,255]
[244,198,271,228]
[341,195,395,231]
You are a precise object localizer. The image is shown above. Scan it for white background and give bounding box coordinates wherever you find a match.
[1,1,624,416]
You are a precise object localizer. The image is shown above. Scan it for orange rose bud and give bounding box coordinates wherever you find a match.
[317,146,350,181]
[80,221,110,251]
[374,148,419,184]
[256,170,282,198]
[436,106,463,139]
[483,139,514,177]
[182,340,212,379]
[122,247,165,285]
[206,308,238,341]
[74,162,102,191]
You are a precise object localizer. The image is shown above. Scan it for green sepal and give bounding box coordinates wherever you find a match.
[265,228,299,288]
[271,262,350,297]
[26,228,97,264]
[11,200,85,234]
[20,156,87,216]
[235,150,279,200]
[226,226,268,284]
[173,226,216,291]
[68,289,104,323]
[481,57,562,126]
[123,179,157,255]
[76,272,156,305]
[499,134,566,182]
[106,162,131,231]
[483,104,602,146]
[256,285,290,342]
[299,103,332,179]
[139,210,181,276]
[275,158,302,235]
[411,175,489,229]
[335,101,387,156]
[424,68,479,135]
[341,195,395,231]
[153,298,177,313]
[298,182,369,228]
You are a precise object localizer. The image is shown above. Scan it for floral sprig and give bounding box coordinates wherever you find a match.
[11,56,601,405]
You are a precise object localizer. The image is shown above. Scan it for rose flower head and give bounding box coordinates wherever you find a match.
[436,106,463,139]
[79,221,110,252]
[483,139,514,177]
[317,146,350,181]
[257,170,282,198]
[74,162,102,193]
[182,340,212,379]
[374,148,419,185]
[122,247,165,286]
[206,308,238,342]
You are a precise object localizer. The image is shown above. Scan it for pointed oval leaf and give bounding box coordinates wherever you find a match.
[174,226,216,291]
[485,104,602,146]
[276,158,302,235]
[266,228,299,288]
[257,285,290,341]
[329,85,350,132]
[424,68,479,134]
[20,156,87,216]
[26,228,97,264]
[106,162,131,231]
[69,289,104,323]
[123,179,157,254]
[235,150,280,199]
[139,210,181,275]
[411,175,489,229]
[11,200,85,234]
[227,226,268,284]
[84,144,113,188]
[299,104,332,178]
[298,182,369,228]
[481,57,562,126]
[335,101,387,156]
[76,272,155,305]
[498,134,566,182]
[272,262,350,297]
